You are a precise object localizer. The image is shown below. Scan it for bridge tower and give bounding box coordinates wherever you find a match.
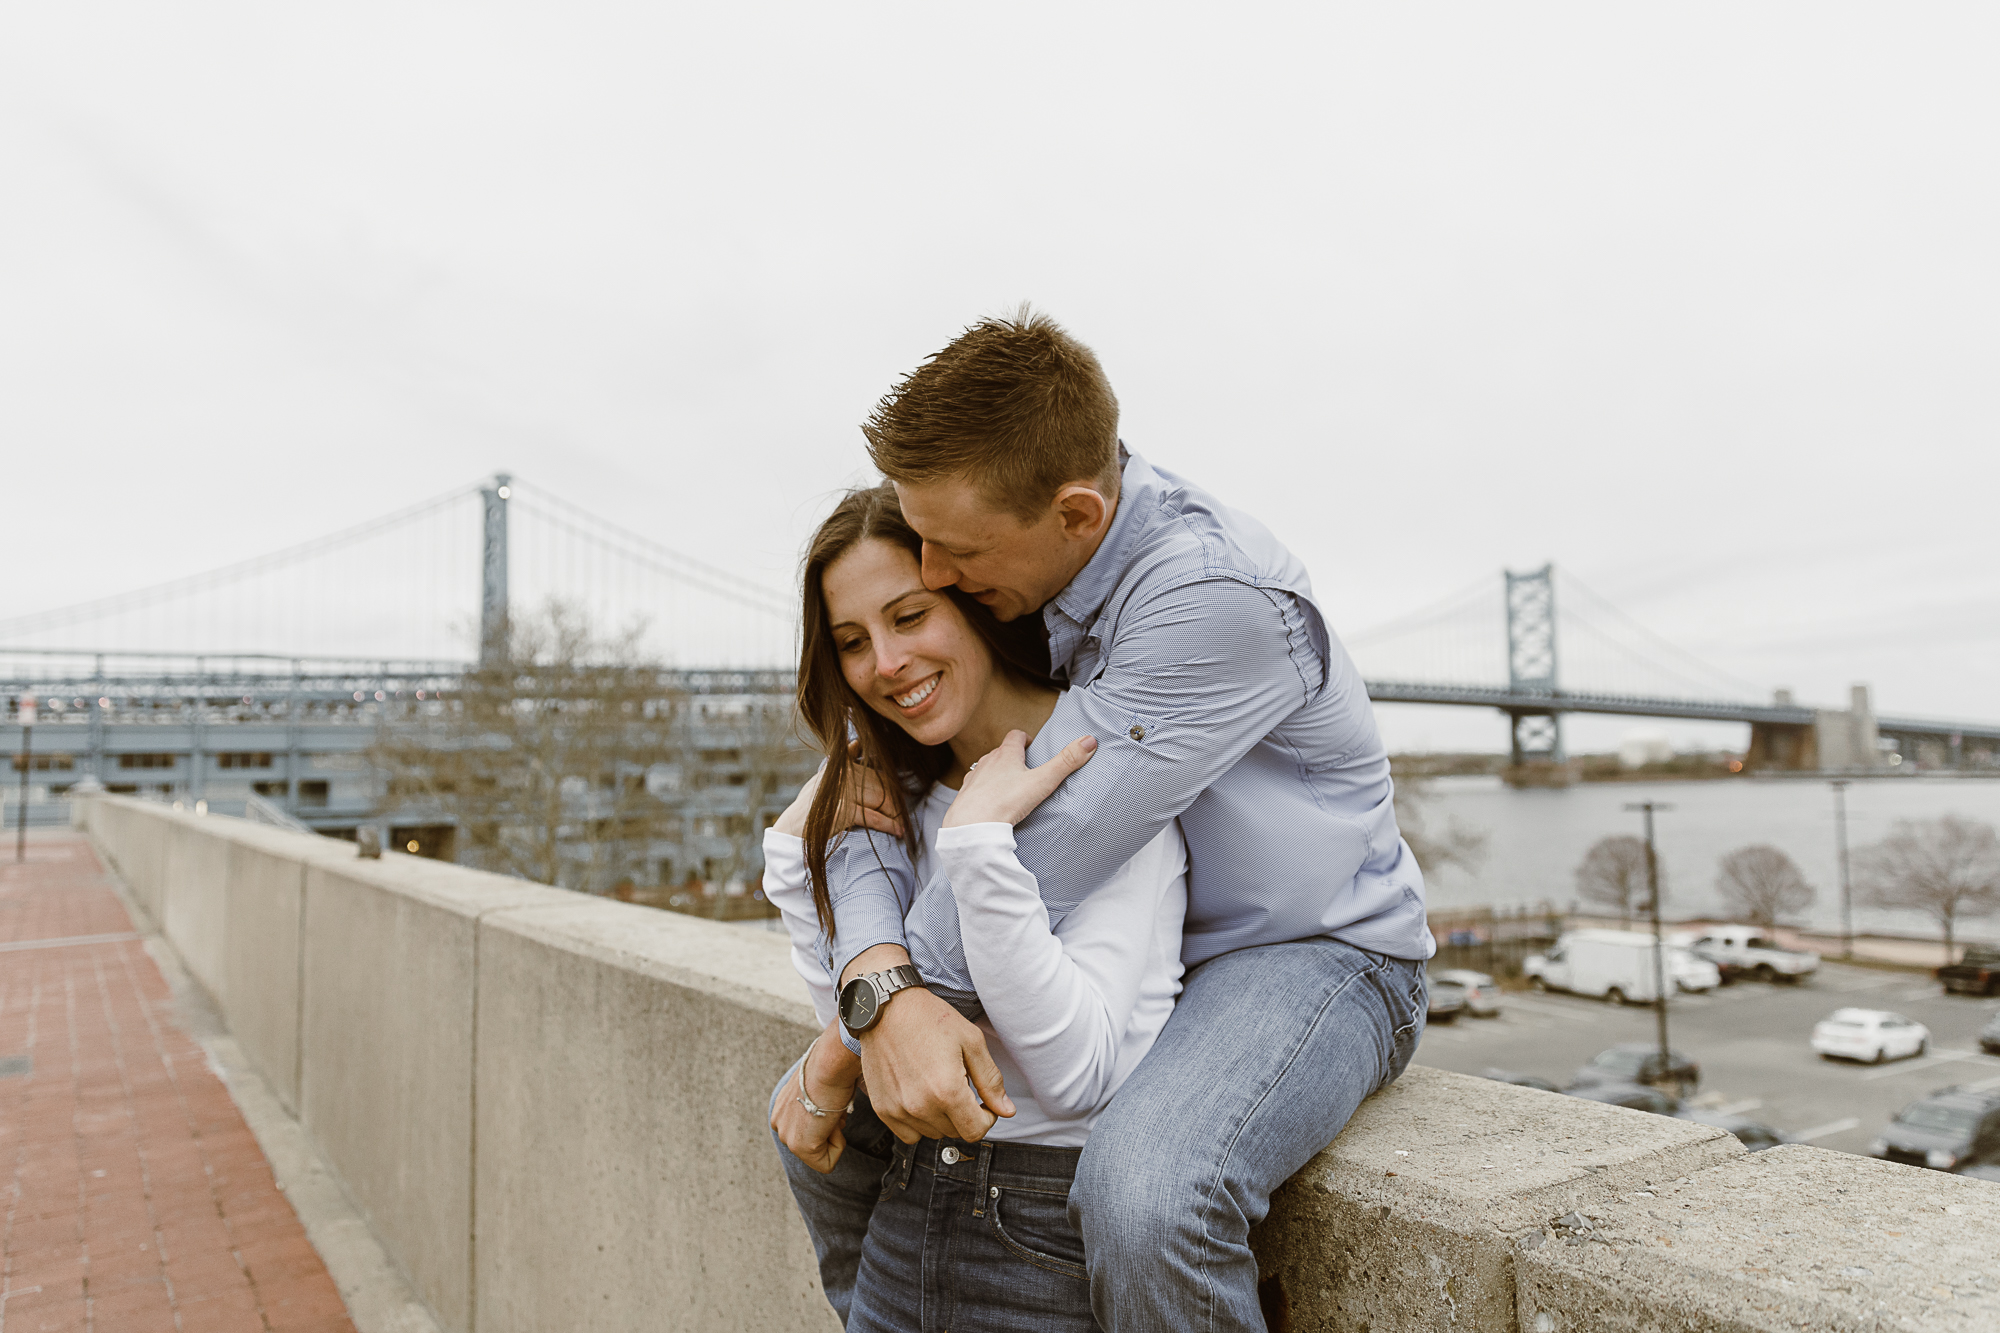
[1504,563,1564,767]
[480,474,512,667]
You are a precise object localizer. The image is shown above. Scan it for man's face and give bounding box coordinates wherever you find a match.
[893,477,1085,622]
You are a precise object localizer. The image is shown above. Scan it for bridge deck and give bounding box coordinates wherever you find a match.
[1362,679,2000,741]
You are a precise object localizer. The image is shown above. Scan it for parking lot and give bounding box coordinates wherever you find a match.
[1414,961,2000,1157]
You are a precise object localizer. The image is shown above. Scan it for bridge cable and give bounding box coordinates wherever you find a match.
[1555,571,1766,702]
[0,483,483,640]
[507,482,795,618]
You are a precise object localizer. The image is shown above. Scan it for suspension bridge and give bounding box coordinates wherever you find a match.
[2,473,1995,841]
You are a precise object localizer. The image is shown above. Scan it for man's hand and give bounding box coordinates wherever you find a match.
[770,1021,863,1174]
[773,742,905,839]
[844,944,1013,1144]
[942,729,1097,830]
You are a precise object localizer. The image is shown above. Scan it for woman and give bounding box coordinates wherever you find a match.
[764,484,1186,1332]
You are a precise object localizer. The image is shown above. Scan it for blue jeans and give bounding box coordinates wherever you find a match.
[773,938,1427,1332]
[854,1136,1097,1332]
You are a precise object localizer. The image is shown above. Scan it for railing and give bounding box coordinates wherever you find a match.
[244,791,316,835]
[1427,902,1564,979]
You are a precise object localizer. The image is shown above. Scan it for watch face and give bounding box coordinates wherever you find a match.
[841,980,879,1031]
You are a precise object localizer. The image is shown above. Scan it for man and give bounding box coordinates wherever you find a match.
[783,309,1431,1331]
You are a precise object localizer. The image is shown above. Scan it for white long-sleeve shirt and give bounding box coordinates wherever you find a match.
[763,783,1186,1146]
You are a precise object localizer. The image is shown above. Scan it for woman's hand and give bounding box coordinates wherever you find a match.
[772,743,905,840]
[942,729,1097,829]
[770,1021,865,1174]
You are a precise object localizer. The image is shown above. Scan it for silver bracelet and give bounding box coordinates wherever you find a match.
[796,1034,854,1119]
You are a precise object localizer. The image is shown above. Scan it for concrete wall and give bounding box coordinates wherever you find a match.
[81,796,2000,1333]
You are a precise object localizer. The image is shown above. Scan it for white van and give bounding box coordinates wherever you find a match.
[1525,929,1681,1005]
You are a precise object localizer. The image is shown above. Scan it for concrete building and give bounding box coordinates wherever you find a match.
[3,655,820,896]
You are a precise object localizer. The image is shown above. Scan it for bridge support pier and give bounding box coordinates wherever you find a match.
[1507,711,1564,767]
[1503,710,1571,785]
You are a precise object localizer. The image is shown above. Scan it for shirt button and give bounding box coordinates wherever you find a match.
[940,1146,961,1165]
[1128,724,1146,741]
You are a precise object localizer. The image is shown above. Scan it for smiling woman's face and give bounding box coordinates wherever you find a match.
[821,537,995,748]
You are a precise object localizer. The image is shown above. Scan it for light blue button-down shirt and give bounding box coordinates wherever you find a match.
[823,449,1434,1008]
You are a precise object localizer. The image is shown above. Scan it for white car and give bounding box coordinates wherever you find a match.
[1430,968,1501,1016]
[1810,1008,1931,1065]
[1669,948,1722,994]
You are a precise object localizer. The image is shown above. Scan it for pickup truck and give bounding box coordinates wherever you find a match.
[1939,946,2000,997]
[1683,926,1818,984]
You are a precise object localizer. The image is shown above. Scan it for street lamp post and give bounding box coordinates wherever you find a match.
[1626,800,1675,1076]
[1830,779,1853,960]
[15,694,35,863]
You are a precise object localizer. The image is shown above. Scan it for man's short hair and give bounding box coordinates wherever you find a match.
[862,307,1120,521]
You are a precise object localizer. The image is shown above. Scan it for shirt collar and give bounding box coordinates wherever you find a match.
[1045,445,1157,636]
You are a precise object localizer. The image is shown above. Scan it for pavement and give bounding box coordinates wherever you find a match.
[0,834,356,1333]
[1416,960,2000,1157]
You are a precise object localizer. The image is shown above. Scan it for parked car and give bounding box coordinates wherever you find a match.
[1481,1068,1560,1093]
[1427,974,1468,1022]
[1674,1107,1787,1152]
[1938,945,2000,997]
[1684,925,1818,984]
[1432,968,1501,1017]
[1669,948,1722,994]
[1811,1008,1931,1064]
[1981,1011,2000,1056]
[1568,1043,1700,1098]
[1526,930,1676,1005]
[1868,1087,2000,1171]
[1567,1082,1681,1116]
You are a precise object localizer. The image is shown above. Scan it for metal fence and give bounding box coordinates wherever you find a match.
[1426,902,1564,980]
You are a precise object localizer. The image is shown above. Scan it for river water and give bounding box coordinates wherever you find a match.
[1416,774,2000,945]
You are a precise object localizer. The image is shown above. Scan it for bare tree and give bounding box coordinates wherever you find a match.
[1389,766,1488,876]
[1714,845,1815,929]
[371,600,687,893]
[1575,835,1658,926]
[1853,815,2000,961]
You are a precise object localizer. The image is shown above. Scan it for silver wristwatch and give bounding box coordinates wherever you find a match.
[838,963,925,1035]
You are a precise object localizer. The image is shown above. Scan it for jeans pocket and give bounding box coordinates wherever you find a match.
[986,1186,1088,1281]
[1387,963,1427,1081]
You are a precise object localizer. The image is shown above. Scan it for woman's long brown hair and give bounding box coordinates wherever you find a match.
[795,483,1044,938]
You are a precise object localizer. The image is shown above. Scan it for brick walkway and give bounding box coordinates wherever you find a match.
[0,834,356,1333]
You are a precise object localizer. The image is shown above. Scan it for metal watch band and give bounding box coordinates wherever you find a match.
[840,962,927,1034]
[873,963,923,999]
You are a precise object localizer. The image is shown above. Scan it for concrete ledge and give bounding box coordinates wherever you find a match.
[472,903,832,1332]
[1253,1067,1744,1330]
[76,795,2000,1333]
[300,856,572,1333]
[163,817,234,999]
[1515,1144,2000,1330]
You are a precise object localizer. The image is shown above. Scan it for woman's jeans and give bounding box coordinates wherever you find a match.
[859,1136,1097,1332]
[772,938,1427,1332]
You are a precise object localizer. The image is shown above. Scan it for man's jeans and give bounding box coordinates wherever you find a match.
[772,938,1427,1332]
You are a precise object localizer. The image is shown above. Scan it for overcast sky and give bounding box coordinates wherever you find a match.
[4,3,1994,753]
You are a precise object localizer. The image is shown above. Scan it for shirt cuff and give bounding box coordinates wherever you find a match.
[934,822,1018,856]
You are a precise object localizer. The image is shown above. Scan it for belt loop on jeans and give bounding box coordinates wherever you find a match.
[971,1141,994,1217]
